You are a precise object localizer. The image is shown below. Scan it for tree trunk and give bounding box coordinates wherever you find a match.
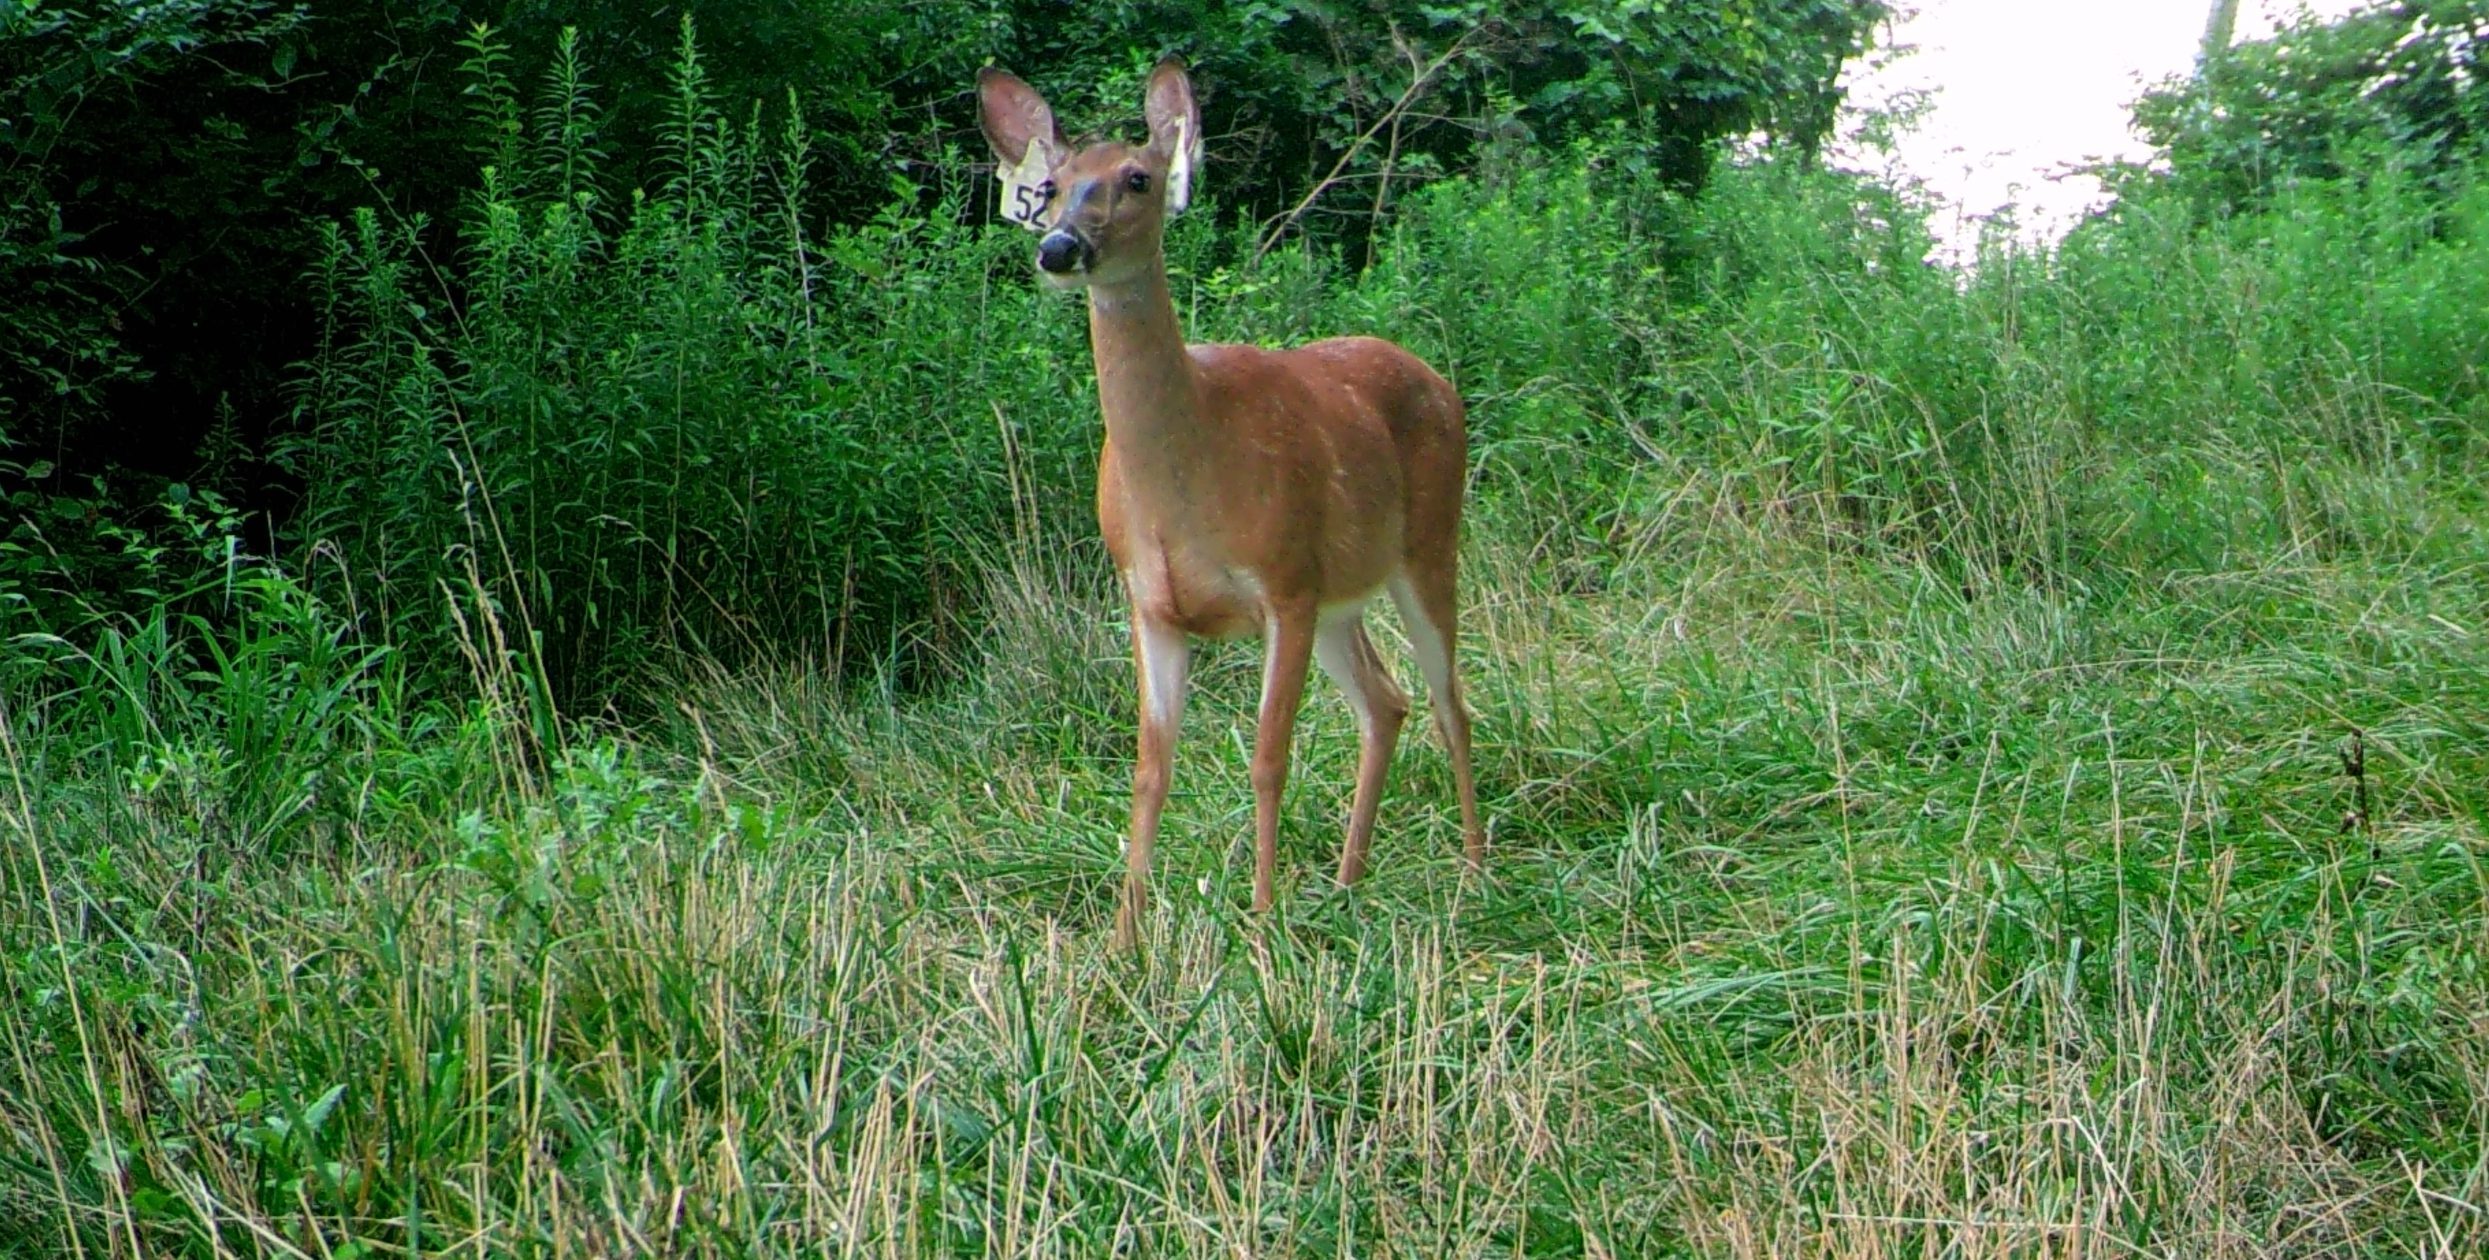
[2200,0,2243,67]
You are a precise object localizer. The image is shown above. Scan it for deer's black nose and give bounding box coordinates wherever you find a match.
[1037,231,1090,274]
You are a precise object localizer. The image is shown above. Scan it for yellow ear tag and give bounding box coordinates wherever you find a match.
[1000,140,1052,229]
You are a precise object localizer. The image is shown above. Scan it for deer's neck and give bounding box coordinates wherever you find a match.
[1086,261,1214,503]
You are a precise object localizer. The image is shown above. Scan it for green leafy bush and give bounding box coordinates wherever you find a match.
[286,26,1111,699]
[2136,0,2488,215]
[4,0,1888,561]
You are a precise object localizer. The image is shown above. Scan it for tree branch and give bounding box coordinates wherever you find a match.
[1253,29,1473,263]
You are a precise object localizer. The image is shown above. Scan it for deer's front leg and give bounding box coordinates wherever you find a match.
[1251,601,1317,913]
[1116,610,1190,950]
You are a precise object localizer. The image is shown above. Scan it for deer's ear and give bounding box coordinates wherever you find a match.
[978,67,1065,231]
[1143,57,1201,216]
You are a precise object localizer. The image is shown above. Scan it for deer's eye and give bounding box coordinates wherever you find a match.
[1125,170,1151,194]
[1037,180,1057,201]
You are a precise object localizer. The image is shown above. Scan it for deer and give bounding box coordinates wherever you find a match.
[976,57,1484,949]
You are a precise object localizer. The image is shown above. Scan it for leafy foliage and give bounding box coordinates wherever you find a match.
[282,12,1914,706]
[283,24,1111,698]
[5,13,2463,709]
[2136,0,2489,214]
[0,0,308,432]
[1,0,1887,543]
[982,0,1887,222]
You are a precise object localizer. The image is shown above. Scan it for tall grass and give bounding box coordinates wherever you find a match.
[6,39,2489,1257]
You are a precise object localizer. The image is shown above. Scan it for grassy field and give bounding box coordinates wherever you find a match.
[6,158,2489,1255]
[9,467,2486,1256]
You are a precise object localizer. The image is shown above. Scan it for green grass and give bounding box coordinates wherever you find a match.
[9,107,2489,1255]
[7,445,2486,1255]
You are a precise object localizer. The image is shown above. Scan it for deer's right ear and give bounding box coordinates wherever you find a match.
[978,68,1066,231]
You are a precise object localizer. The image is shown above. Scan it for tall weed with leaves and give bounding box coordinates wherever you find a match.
[286,22,1102,703]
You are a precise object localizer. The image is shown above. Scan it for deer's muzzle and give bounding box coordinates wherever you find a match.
[1037,230,1093,275]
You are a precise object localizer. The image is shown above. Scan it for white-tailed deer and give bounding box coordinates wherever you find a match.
[977,57,1483,947]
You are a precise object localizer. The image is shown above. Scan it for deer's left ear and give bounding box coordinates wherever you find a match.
[1143,57,1201,216]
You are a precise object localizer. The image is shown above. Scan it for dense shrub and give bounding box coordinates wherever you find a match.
[284,29,1104,697]
[2136,0,2488,216]
[2,0,1886,520]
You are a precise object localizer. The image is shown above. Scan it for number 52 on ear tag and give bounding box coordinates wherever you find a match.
[999,141,1052,229]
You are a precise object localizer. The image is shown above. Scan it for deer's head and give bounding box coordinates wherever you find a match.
[977,58,1201,289]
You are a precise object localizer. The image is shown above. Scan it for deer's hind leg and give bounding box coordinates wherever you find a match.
[1314,607,1409,887]
[1388,568,1484,869]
